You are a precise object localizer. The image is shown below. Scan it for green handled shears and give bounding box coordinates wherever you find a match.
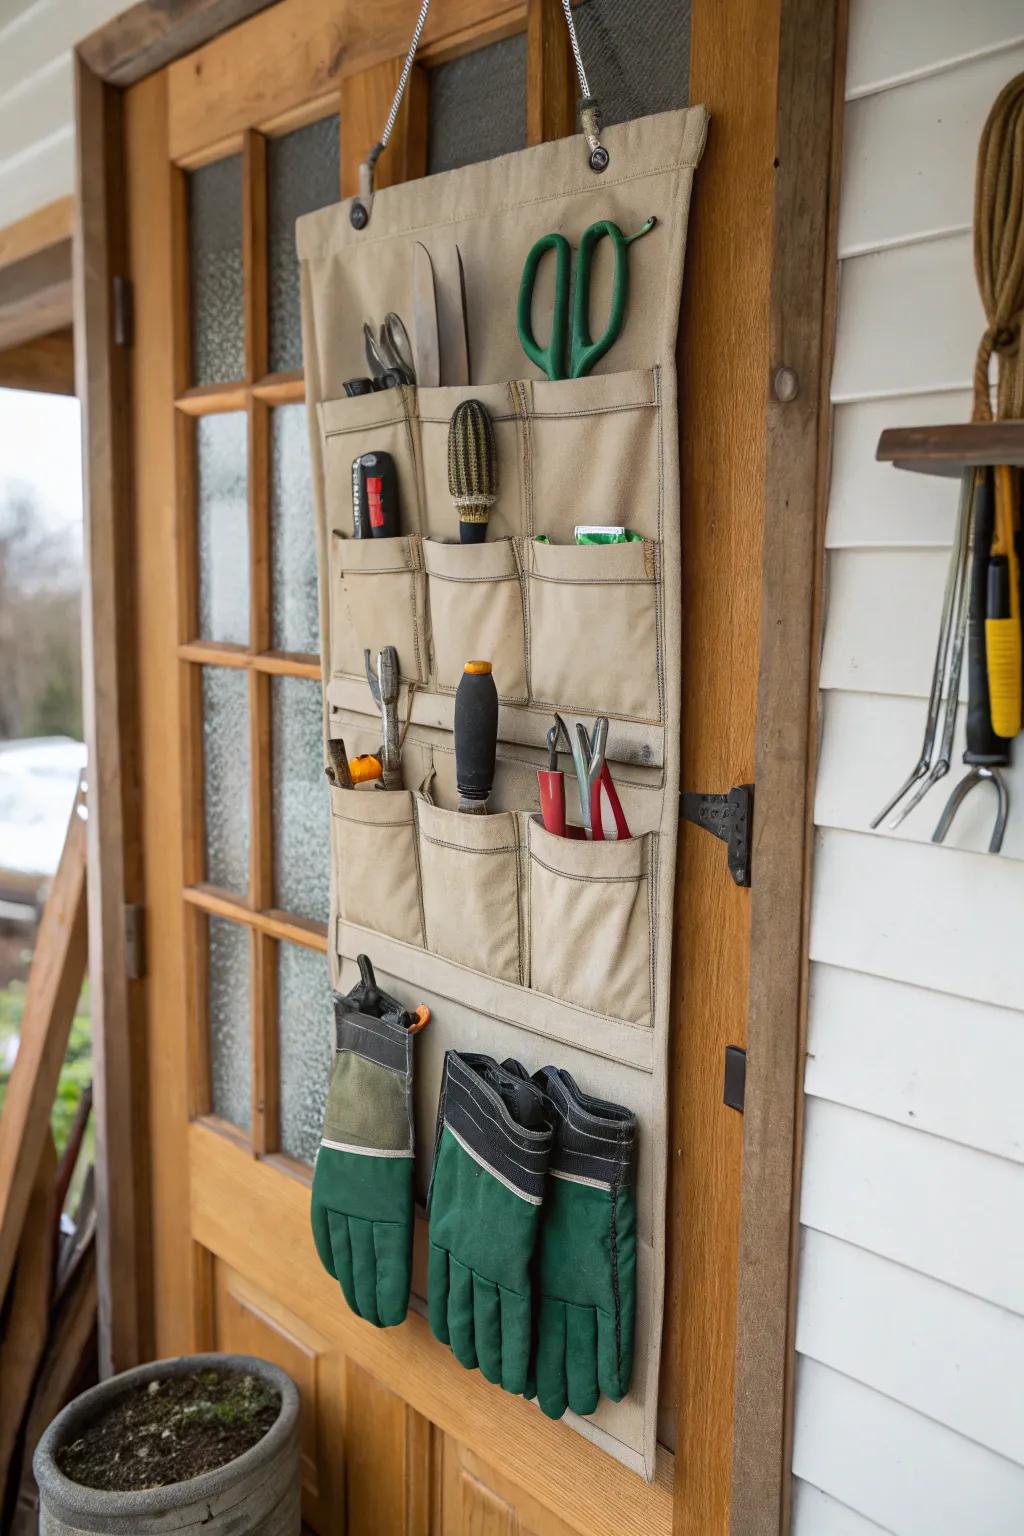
[516,216,656,381]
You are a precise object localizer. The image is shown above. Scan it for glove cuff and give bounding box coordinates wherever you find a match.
[334,994,414,1078]
[435,1051,553,1204]
[533,1066,635,1189]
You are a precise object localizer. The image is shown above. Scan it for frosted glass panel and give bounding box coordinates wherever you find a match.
[574,0,690,125]
[208,916,251,1131]
[202,666,250,893]
[197,412,249,644]
[277,941,331,1164]
[272,676,329,921]
[188,155,244,386]
[428,34,526,175]
[268,116,340,374]
[270,405,318,655]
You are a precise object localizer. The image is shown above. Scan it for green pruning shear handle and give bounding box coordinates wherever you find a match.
[516,216,657,381]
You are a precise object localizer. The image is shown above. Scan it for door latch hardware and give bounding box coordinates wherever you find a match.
[124,903,145,981]
[681,784,753,887]
[723,1046,746,1113]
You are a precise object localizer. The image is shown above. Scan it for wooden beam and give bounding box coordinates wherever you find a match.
[0,242,72,352]
[0,1137,57,1510]
[526,0,576,146]
[79,0,282,88]
[74,54,151,1376]
[0,791,86,1306]
[0,198,73,270]
[671,0,779,1528]
[730,3,845,1534]
[339,59,428,200]
[0,329,75,395]
[167,0,520,163]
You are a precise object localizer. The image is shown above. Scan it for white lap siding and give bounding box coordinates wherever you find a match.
[0,0,125,229]
[792,2,1024,1530]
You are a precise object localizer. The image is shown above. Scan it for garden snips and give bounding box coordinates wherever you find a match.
[516,217,657,380]
[363,312,415,388]
[537,713,630,840]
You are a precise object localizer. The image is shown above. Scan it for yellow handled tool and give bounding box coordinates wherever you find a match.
[985,465,1021,739]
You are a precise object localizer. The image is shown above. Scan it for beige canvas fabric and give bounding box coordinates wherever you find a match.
[299,106,708,1482]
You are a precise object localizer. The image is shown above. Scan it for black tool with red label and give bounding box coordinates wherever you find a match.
[351,451,399,538]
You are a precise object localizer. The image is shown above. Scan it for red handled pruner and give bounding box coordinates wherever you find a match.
[537,713,630,840]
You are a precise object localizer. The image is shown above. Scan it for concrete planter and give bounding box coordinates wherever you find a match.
[33,1353,301,1535]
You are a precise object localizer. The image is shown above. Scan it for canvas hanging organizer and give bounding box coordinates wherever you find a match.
[297,5,707,1480]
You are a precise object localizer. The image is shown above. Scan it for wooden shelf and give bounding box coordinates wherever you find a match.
[876,421,1024,478]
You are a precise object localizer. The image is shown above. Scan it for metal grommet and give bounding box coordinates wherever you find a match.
[350,201,369,230]
[589,145,610,173]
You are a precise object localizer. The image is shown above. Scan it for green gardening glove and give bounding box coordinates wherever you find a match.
[428,1052,553,1393]
[311,955,427,1328]
[530,1067,637,1419]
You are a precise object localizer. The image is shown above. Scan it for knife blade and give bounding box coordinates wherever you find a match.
[411,242,441,389]
[449,244,471,387]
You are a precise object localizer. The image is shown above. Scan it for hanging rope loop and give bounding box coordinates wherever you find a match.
[351,0,607,226]
[972,70,1024,421]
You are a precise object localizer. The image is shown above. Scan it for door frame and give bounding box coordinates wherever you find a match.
[72,1,846,1530]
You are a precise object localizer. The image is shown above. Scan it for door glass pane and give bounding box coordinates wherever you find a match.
[188,155,245,386]
[197,412,249,644]
[270,405,318,654]
[428,33,527,174]
[202,666,250,892]
[208,915,251,1131]
[277,940,331,1164]
[272,675,329,921]
[573,0,690,125]
[267,116,340,374]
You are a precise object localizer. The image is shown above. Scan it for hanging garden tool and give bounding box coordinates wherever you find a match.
[933,469,1010,854]
[985,464,1021,738]
[517,216,656,382]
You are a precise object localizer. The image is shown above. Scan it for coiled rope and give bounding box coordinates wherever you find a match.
[973,71,1024,421]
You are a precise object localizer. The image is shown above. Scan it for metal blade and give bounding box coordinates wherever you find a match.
[450,244,471,386]
[411,242,441,389]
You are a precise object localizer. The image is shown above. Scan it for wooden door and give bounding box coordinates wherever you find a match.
[123,2,765,1532]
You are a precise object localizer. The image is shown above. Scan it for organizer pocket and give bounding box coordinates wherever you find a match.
[424,538,527,701]
[416,798,524,985]
[319,386,420,538]
[526,816,654,1026]
[330,787,424,947]
[330,533,427,684]
[528,368,660,545]
[417,382,524,542]
[526,538,661,721]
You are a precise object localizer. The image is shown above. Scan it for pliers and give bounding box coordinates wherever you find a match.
[537,713,630,839]
[364,646,402,791]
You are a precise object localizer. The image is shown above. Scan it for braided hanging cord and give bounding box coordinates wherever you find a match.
[973,71,1024,421]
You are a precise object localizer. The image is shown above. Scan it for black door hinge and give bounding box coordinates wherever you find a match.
[723,1046,746,1113]
[124,903,145,980]
[681,784,753,887]
[113,275,134,347]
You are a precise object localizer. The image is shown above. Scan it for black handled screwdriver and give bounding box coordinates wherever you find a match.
[454,661,498,814]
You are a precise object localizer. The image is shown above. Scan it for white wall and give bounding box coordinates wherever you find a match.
[792,3,1024,1532]
[0,0,125,232]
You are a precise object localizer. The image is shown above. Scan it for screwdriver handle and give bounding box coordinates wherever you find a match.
[964,471,1007,765]
[986,465,1021,739]
[454,661,498,813]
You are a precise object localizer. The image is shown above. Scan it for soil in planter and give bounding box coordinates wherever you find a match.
[55,1368,280,1493]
